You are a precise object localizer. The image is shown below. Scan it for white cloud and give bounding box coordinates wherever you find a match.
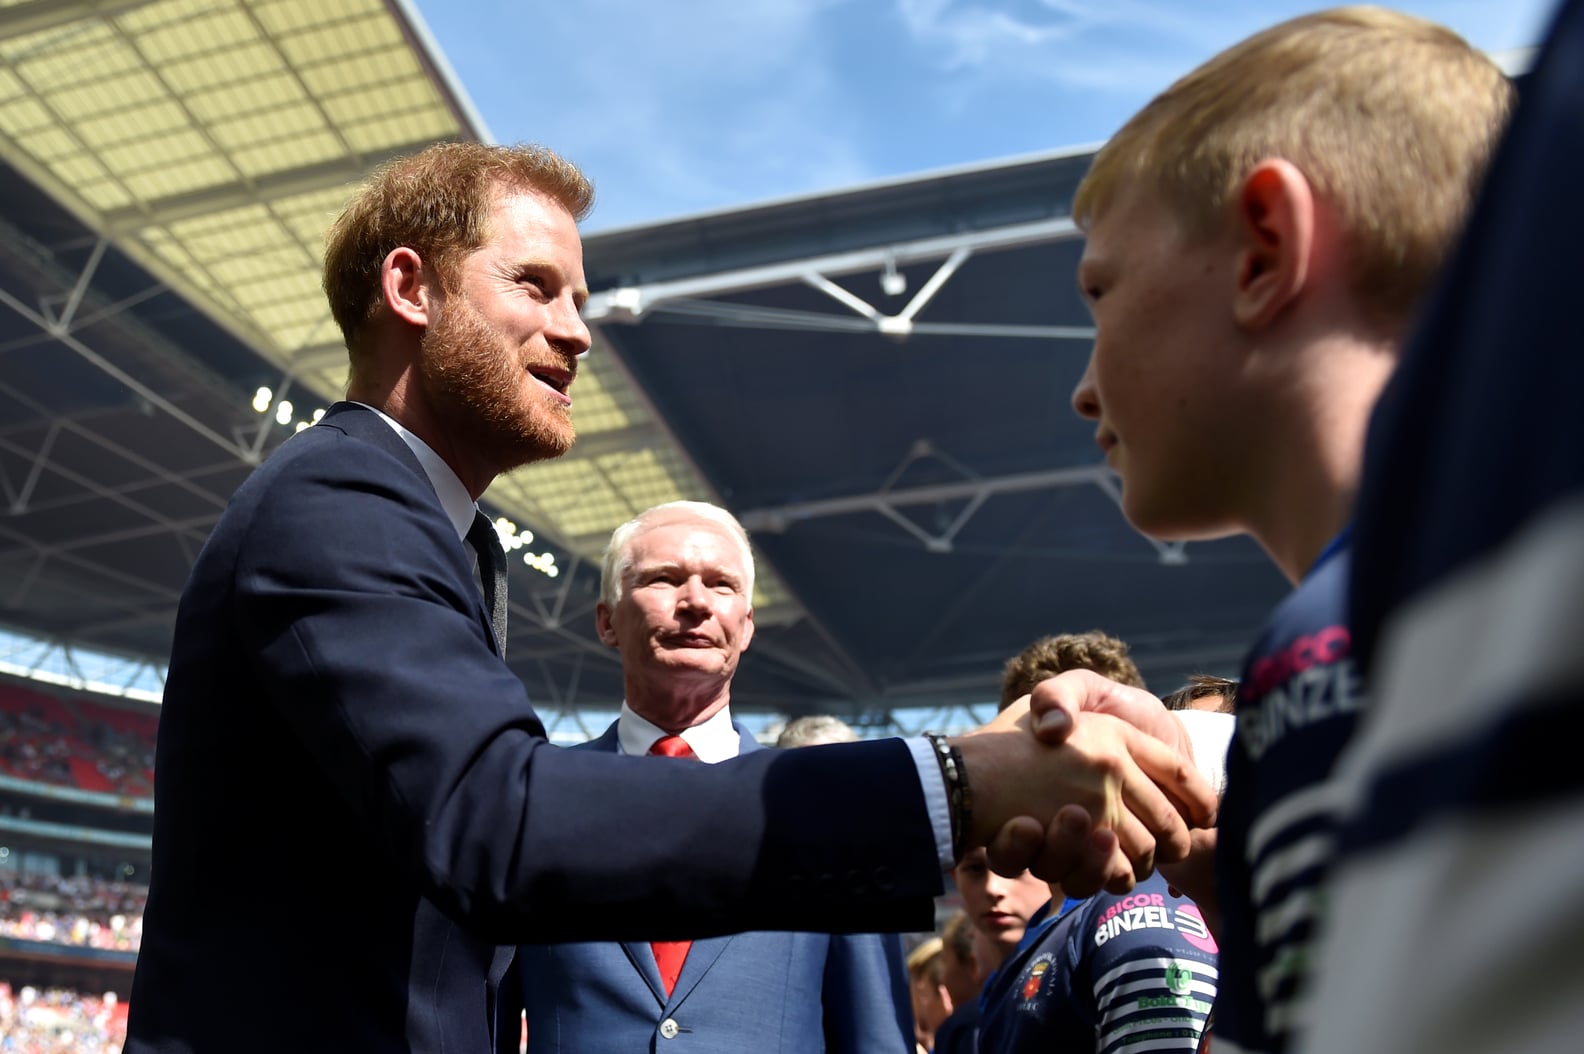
[888,0,1555,121]
[893,0,1222,82]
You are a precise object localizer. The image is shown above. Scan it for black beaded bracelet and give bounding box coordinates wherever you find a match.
[923,732,973,862]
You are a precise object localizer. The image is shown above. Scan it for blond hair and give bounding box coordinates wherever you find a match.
[941,910,976,965]
[906,936,945,984]
[1073,6,1513,326]
[323,142,594,356]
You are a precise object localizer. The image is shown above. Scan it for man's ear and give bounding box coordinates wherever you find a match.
[1232,158,1316,330]
[380,246,437,329]
[594,602,618,647]
[739,607,755,653]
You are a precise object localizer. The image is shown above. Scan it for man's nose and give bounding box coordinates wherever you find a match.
[547,296,592,359]
[675,577,708,609]
[1071,350,1101,420]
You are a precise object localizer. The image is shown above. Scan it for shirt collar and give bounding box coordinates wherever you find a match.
[354,402,475,541]
[616,701,741,763]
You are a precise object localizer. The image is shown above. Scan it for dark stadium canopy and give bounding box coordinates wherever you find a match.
[0,0,1288,731]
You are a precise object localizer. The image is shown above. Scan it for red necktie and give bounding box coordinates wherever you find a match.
[647,734,697,996]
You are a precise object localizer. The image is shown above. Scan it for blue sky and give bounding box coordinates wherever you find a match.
[414,0,1556,231]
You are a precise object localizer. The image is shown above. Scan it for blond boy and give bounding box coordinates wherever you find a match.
[1063,8,1512,1052]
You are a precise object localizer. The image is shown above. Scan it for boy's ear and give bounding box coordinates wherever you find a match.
[1231,158,1317,331]
[380,246,437,329]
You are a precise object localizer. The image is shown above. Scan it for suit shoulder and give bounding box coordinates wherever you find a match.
[228,425,439,528]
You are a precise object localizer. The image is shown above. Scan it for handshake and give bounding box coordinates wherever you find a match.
[945,669,1224,895]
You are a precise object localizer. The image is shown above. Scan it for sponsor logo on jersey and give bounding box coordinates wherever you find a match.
[1175,904,1218,954]
[1094,897,1219,950]
[1239,648,1363,760]
[1138,959,1214,1015]
[1247,625,1350,697]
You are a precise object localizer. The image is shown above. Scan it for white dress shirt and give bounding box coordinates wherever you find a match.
[615,702,743,762]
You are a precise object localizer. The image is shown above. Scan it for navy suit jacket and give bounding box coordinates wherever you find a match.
[519,720,914,1053]
[127,402,942,1054]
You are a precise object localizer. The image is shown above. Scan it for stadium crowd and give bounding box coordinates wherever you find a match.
[0,873,144,953]
[0,686,156,800]
[0,983,127,1054]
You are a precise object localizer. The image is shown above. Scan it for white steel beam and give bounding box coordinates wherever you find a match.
[0,431,219,549]
[639,298,1095,342]
[585,216,1081,323]
[738,463,1110,535]
[48,236,107,332]
[0,379,233,514]
[0,285,255,463]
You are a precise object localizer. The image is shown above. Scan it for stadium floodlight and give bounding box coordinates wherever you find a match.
[275,400,294,426]
[880,253,907,297]
[252,387,272,413]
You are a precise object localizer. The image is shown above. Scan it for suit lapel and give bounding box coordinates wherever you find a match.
[663,933,732,1008]
[618,940,671,1005]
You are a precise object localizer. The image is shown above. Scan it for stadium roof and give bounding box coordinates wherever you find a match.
[0,0,1289,725]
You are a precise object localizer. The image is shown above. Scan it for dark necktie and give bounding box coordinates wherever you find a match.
[466,509,509,656]
[647,734,697,995]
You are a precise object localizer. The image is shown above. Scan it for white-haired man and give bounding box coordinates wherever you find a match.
[517,500,913,1053]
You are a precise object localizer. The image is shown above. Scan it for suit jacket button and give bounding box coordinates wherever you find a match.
[659,1018,680,1040]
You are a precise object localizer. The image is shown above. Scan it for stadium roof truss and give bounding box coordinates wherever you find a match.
[584,211,1197,562]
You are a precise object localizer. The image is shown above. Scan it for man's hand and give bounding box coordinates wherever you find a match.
[948,685,1215,897]
[982,669,1223,896]
[1025,669,1198,757]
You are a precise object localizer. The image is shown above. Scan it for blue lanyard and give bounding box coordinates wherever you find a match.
[1014,896,1086,955]
[1308,523,1354,579]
